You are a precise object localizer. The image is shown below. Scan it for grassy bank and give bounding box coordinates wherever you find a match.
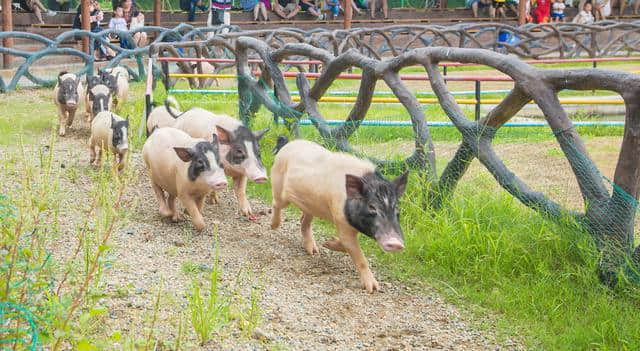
[2,81,639,349]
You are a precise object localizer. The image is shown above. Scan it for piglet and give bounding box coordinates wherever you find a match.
[146,96,181,136]
[270,139,408,293]
[142,127,227,232]
[169,107,269,217]
[102,68,128,107]
[53,72,83,136]
[87,84,113,122]
[89,112,129,171]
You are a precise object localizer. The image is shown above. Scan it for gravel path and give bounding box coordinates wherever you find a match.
[1,126,516,350]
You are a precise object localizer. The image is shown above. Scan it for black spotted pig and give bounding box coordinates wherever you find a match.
[83,75,102,120]
[146,96,181,136]
[89,112,129,171]
[270,139,408,293]
[102,68,128,107]
[168,107,269,217]
[53,72,83,136]
[142,127,227,232]
[87,84,113,122]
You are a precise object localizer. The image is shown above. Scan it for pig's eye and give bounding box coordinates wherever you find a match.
[366,204,377,217]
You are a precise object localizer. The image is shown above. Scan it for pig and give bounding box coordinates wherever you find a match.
[168,107,269,217]
[84,75,103,121]
[87,84,113,123]
[89,112,129,171]
[146,96,182,136]
[270,138,409,293]
[53,72,84,136]
[142,127,227,231]
[102,68,128,107]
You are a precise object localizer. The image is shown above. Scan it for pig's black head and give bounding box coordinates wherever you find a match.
[86,74,101,90]
[216,125,269,183]
[173,135,227,190]
[57,73,81,107]
[344,170,409,252]
[111,114,129,152]
[100,71,118,95]
[90,87,112,117]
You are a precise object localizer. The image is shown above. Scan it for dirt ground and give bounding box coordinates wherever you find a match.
[0,122,516,350]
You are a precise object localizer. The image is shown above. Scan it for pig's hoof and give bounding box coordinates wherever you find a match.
[361,275,379,293]
[323,239,347,253]
[159,207,172,218]
[304,241,319,256]
[58,129,66,137]
[270,218,280,230]
[193,221,206,232]
[171,213,183,222]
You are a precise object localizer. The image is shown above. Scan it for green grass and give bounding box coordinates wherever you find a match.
[2,80,639,350]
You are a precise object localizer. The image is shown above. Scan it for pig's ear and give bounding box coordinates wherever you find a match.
[75,75,81,87]
[210,133,219,145]
[58,75,63,86]
[173,147,193,162]
[111,114,117,127]
[253,128,270,141]
[215,126,232,145]
[345,174,365,199]
[393,171,409,198]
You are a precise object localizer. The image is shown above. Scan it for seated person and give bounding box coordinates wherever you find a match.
[121,0,148,47]
[109,6,132,49]
[490,0,507,17]
[368,0,387,18]
[18,0,56,24]
[325,0,341,19]
[180,0,209,22]
[350,0,368,15]
[274,0,300,19]
[299,0,323,19]
[72,0,114,61]
[241,0,271,21]
[467,0,491,17]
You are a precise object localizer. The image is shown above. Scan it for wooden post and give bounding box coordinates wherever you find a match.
[81,0,90,54]
[2,0,13,68]
[154,0,161,26]
[344,0,352,29]
[518,0,526,25]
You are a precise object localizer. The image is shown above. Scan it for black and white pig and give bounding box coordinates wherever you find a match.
[101,68,128,107]
[168,107,269,218]
[53,72,84,136]
[87,84,113,122]
[142,127,228,231]
[146,96,181,136]
[270,139,408,293]
[89,112,129,171]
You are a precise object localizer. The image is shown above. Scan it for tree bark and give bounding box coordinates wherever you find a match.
[1,0,12,68]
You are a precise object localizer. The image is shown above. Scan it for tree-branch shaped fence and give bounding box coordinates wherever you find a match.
[5,21,640,92]
[169,35,638,285]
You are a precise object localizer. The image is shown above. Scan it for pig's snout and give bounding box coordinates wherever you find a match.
[213,181,227,190]
[66,100,77,107]
[204,173,228,190]
[252,176,268,184]
[378,236,405,252]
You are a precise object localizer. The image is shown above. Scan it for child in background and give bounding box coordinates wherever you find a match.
[325,0,341,19]
[572,1,594,23]
[491,0,507,17]
[533,0,551,22]
[551,0,566,21]
[109,7,132,49]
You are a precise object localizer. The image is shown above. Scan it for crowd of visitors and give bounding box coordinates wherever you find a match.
[238,0,389,21]
[469,0,636,21]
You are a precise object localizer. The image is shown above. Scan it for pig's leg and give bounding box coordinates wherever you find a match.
[270,198,288,230]
[181,195,206,232]
[207,191,219,205]
[301,212,319,255]
[323,238,347,253]
[151,182,171,218]
[338,224,379,293]
[168,195,181,221]
[67,108,76,127]
[116,152,126,171]
[232,175,252,216]
[196,194,206,212]
[58,106,68,136]
[89,138,96,165]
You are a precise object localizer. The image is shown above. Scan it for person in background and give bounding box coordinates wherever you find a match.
[467,0,491,17]
[324,0,341,18]
[593,0,610,19]
[618,0,639,15]
[490,0,506,17]
[533,0,551,22]
[109,7,131,49]
[350,0,368,15]
[72,0,114,61]
[274,0,300,19]
[184,0,209,21]
[121,0,148,47]
[241,0,270,21]
[551,0,566,21]
[573,1,595,22]
[369,0,387,18]
[19,0,56,24]
[300,0,324,19]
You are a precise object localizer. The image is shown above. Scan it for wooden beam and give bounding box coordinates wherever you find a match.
[153,0,161,26]
[81,0,90,54]
[2,0,13,68]
[344,0,352,29]
[518,0,526,25]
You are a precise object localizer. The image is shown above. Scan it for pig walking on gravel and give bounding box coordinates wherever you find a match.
[89,112,129,171]
[86,84,113,123]
[142,127,228,231]
[53,72,84,136]
[270,138,409,293]
[168,107,269,218]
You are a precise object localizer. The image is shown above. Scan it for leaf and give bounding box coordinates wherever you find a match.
[77,339,98,351]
